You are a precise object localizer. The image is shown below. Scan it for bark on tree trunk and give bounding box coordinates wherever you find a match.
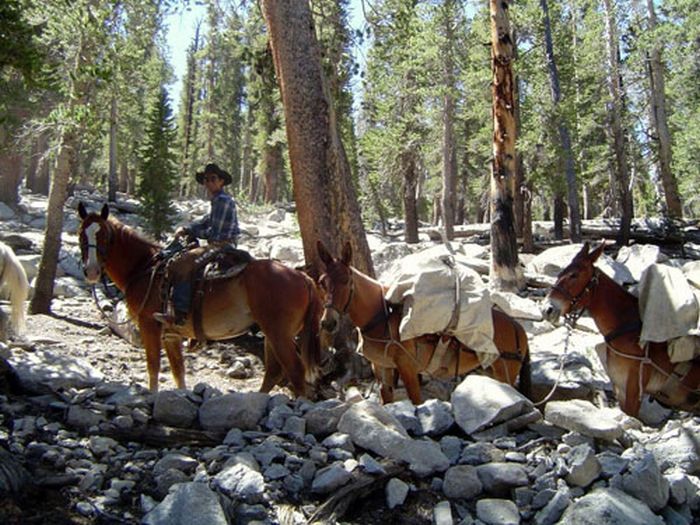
[181,24,200,186]
[108,96,118,202]
[241,108,254,200]
[489,0,523,291]
[646,0,681,219]
[262,142,283,203]
[119,161,129,193]
[521,180,534,253]
[553,192,565,240]
[602,0,632,246]
[440,0,456,240]
[402,151,420,244]
[541,0,581,242]
[0,126,22,207]
[261,0,373,277]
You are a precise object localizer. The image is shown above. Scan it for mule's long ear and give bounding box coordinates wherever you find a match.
[589,241,606,262]
[573,241,590,261]
[341,241,352,265]
[317,240,332,266]
[78,201,88,219]
[100,203,109,220]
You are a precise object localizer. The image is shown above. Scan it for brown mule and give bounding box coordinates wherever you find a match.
[316,241,531,404]
[541,242,700,416]
[78,202,323,397]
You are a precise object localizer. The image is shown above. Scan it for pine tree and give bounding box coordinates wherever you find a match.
[137,88,177,239]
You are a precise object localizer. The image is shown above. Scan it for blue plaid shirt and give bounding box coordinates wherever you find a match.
[189,190,239,244]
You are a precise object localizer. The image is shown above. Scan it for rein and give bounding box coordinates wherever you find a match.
[535,267,602,406]
[90,262,162,326]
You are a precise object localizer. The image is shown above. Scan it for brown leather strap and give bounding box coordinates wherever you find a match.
[192,277,207,343]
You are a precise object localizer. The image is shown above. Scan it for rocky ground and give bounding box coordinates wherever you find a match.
[0,190,699,524]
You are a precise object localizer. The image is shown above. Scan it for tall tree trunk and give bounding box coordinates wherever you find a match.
[108,96,118,202]
[261,0,373,277]
[118,161,129,193]
[240,107,254,199]
[261,143,283,203]
[521,179,534,253]
[582,182,591,220]
[440,0,456,240]
[489,0,523,291]
[402,151,420,244]
[646,0,681,219]
[27,134,51,195]
[181,24,200,184]
[602,0,632,246]
[0,126,23,206]
[553,192,565,240]
[541,0,581,242]
[30,130,76,314]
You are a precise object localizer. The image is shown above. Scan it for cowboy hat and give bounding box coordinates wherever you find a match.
[195,163,232,185]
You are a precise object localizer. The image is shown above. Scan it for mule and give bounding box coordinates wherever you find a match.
[316,241,530,404]
[541,242,700,416]
[0,241,28,338]
[78,202,323,397]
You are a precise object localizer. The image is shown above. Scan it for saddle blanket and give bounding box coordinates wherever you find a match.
[384,244,498,368]
[638,263,700,362]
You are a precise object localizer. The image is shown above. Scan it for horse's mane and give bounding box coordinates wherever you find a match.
[106,216,160,252]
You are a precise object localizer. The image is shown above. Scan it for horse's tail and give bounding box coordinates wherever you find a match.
[0,243,28,336]
[517,330,532,400]
[299,275,323,384]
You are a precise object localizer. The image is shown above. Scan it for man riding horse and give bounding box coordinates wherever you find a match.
[154,163,239,326]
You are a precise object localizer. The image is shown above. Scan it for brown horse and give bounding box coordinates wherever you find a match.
[541,242,700,416]
[78,203,323,397]
[316,241,530,404]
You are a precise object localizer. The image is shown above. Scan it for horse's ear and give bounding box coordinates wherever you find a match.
[589,242,606,262]
[573,241,590,261]
[341,242,352,265]
[78,202,87,219]
[100,204,109,220]
[317,240,332,266]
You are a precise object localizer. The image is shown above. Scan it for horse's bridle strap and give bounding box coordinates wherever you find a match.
[324,274,354,316]
[558,268,600,326]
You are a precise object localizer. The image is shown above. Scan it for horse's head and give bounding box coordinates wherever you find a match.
[541,242,605,324]
[77,202,112,284]
[317,240,353,335]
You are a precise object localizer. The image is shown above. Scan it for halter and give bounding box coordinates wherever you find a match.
[82,220,114,270]
[553,267,600,327]
[323,272,355,318]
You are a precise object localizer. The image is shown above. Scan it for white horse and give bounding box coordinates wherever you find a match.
[0,241,28,337]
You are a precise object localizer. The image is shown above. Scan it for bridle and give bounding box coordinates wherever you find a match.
[551,267,600,327]
[322,270,355,319]
[81,219,114,271]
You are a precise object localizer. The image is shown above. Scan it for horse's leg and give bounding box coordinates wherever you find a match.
[375,365,396,404]
[139,320,163,391]
[263,332,307,397]
[260,338,285,393]
[162,333,186,389]
[394,350,422,405]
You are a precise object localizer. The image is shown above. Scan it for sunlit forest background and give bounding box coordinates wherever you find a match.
[1,0,698,239]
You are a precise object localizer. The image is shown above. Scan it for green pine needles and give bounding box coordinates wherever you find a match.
[137,87,177,240]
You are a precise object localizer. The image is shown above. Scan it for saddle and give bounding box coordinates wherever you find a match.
[162,245,254,341]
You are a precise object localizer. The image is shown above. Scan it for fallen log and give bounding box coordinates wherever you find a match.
[308,460,405,524]
[104,423,224,448]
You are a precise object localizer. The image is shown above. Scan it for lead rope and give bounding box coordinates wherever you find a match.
[90,265,159,326]
[533,319,573,407]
